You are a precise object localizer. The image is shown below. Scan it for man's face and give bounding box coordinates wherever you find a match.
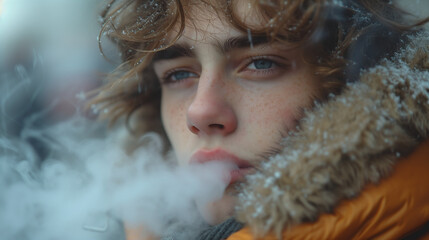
[152,5,322,224]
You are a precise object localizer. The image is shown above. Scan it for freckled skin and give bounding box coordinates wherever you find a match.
[154,6,322,225]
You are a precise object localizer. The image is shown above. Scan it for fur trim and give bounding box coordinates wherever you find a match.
[235,32,429,237]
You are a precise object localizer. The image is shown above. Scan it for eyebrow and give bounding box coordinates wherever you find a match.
[152,35,271,62]
[222,35,270,53]
[152,44,195,61]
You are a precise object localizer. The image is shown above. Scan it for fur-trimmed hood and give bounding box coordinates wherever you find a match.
[235,32,429,237]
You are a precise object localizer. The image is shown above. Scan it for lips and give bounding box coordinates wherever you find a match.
[190,149,254,184]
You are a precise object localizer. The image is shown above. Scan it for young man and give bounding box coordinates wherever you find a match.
[93,0,429,239]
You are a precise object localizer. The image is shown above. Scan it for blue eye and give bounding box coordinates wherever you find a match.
[248,59,274,70]
[169,71,198,81]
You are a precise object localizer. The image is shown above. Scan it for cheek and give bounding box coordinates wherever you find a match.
[234,95,290,150]
[161,98,187,143]
[244,93,299,128]
[241,79,319,137]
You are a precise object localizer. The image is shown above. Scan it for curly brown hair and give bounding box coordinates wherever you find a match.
[89,0,428,136]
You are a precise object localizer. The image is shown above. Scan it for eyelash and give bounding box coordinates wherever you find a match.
[160,56,287,85]
[241,56,282,73]
[161,68,199,85]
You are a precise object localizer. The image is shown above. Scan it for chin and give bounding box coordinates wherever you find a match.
[198,185,238,225]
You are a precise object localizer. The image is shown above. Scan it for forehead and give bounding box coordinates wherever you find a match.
[172,1,266,45]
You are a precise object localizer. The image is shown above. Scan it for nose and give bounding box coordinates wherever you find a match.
[186,72,237,136]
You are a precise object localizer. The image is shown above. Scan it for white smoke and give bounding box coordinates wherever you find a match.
[0,116,228,240]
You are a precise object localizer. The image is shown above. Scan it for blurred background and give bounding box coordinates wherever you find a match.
[0,0,119,161]
[0,0,119,124]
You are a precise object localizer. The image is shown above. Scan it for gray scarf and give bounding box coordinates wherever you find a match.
[161,218,244,240]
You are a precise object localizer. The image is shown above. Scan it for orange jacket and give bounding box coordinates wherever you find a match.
[228,140,429,240]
